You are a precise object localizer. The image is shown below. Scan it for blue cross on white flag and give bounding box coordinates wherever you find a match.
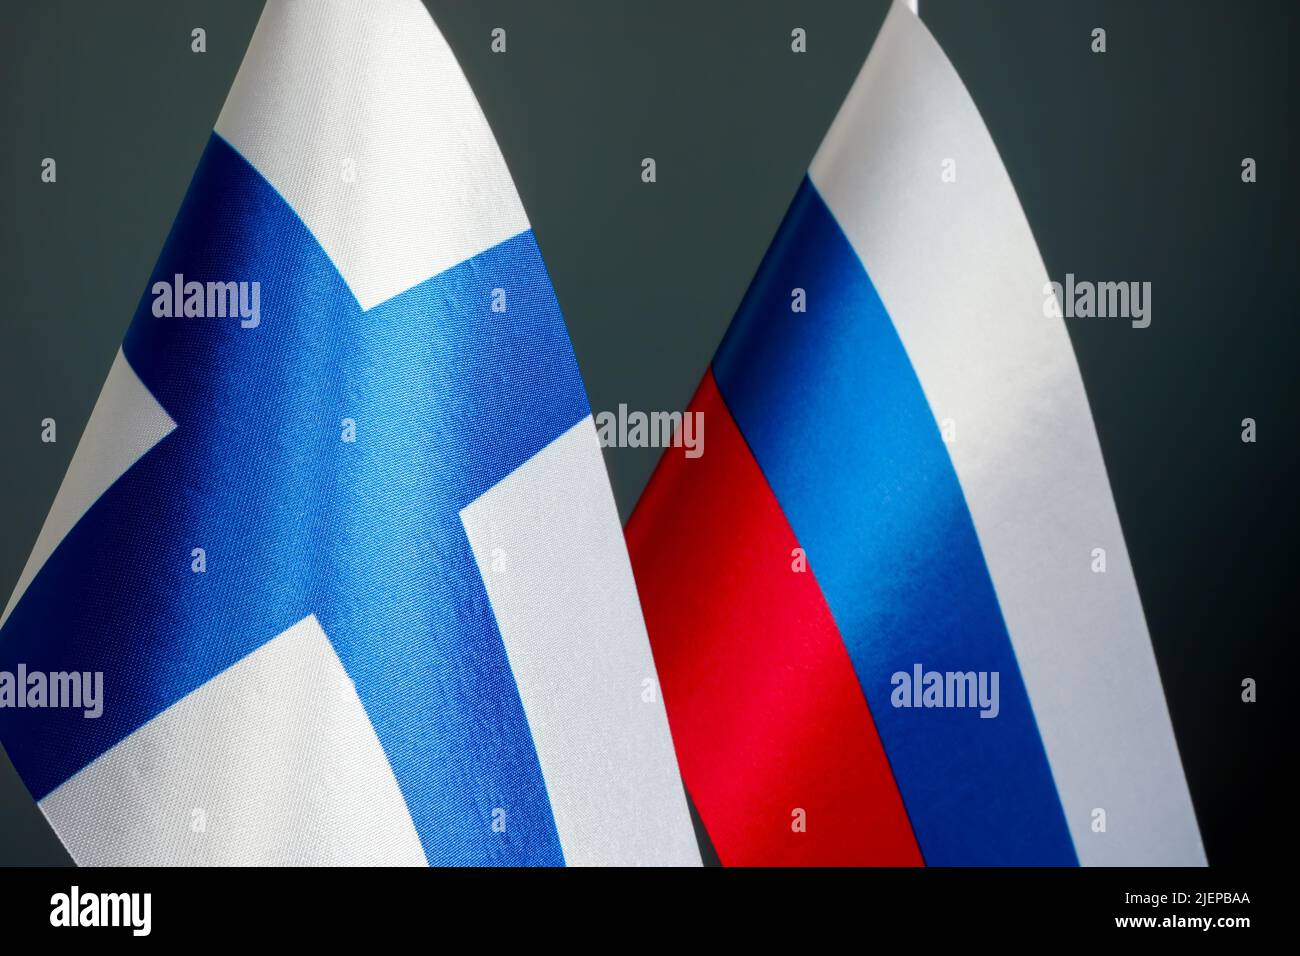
[0,0,700,867]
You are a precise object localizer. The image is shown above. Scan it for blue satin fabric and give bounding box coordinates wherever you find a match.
[0,133,590,865]
[713,176,1077,865]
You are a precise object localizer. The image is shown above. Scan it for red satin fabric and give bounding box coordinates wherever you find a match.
[627,370,922,866]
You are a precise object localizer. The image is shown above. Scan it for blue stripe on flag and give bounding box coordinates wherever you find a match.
[0,133,589,865]
[712,176,1077,865]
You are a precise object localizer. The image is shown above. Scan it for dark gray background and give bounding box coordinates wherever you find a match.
[1,0,1292,866]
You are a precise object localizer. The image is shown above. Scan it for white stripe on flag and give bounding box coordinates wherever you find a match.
[40,615,428,866]
[2,350,175,628]
[810,1,1203,865]
[462,417,702,866]
[214,0,529,311]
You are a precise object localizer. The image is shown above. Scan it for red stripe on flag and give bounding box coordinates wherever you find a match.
[626,370,922,866]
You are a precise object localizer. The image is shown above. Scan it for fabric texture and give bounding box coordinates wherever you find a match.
[628,1,1203,867]
[0,0,699,868]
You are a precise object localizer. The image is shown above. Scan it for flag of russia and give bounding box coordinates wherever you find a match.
[627,2,1205,867]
